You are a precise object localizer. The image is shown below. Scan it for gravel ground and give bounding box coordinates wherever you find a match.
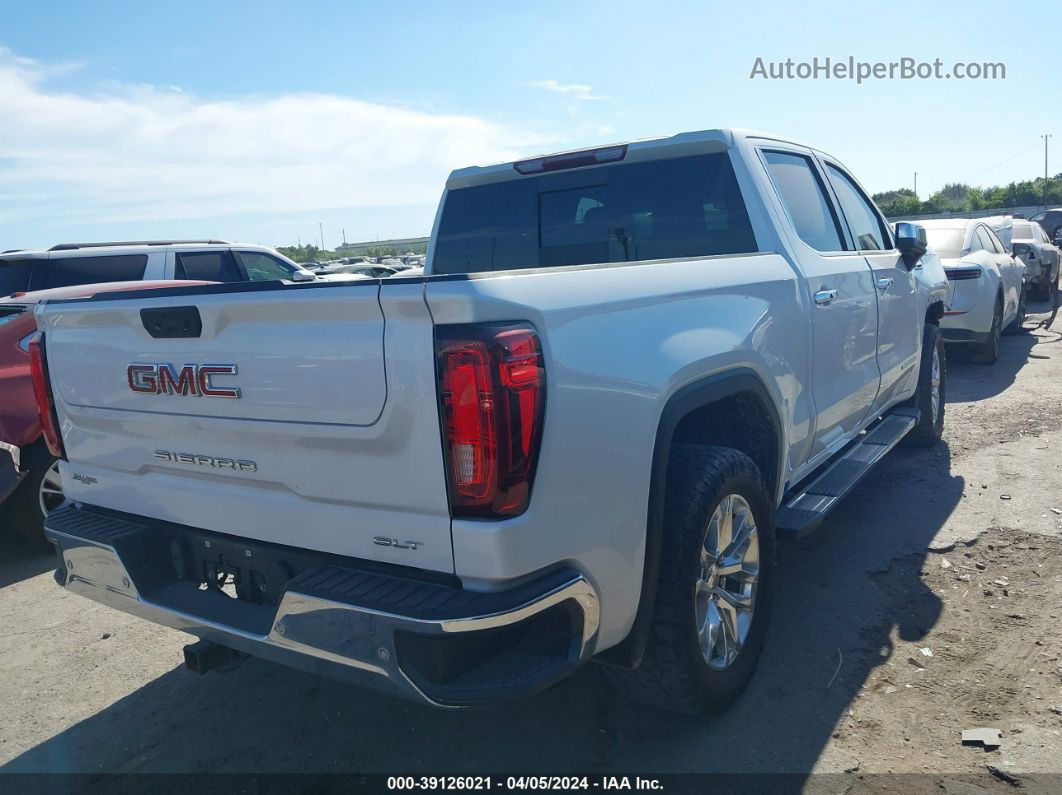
[2,303,1062,789]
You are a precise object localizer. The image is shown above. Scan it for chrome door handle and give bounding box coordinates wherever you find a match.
[814,289,839,305]
[877,277,894,291]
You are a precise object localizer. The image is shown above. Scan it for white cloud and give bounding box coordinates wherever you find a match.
[0,47,545,226]
[527,79,608,102]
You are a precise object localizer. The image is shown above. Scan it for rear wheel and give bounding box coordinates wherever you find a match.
[604,445,775,715]
[969,297,1001,364]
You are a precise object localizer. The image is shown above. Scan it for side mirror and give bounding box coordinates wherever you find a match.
[290,269,315,282]
[894,222,927,270]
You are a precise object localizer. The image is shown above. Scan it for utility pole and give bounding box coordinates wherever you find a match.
[342,227,347,246]
[1043,134,1052,209]
[914,171,918,198]
[319,222,325,250]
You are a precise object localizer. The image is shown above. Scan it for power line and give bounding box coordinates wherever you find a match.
[967,139,1043,181]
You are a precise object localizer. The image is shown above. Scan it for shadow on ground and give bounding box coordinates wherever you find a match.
[946,313,1043,403]
[0,535,55,590]
[4,357,993,778]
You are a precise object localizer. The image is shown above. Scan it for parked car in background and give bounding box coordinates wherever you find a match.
[0,442,21,512]
[0,240,341,297]
[348,265,398,278]
[921,219,1026,363]
[982,215,1014,251]
[323,264,397,278]
[0,280,212,546]
[1010,220,1060,300]
[1029,208,1062,241]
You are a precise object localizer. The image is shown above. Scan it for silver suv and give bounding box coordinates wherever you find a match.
[0,239,331,297]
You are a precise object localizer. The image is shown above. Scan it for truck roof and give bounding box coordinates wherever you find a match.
[446,128,821,189]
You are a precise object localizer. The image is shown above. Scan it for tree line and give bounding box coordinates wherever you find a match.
[873,174,1062,218]
[277,243,425,263]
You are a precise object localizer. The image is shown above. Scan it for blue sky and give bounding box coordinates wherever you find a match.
[0,0,1056,250]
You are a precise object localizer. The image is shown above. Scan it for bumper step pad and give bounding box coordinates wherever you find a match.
[44,503,599,706]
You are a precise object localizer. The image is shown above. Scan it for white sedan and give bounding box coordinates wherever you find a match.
[921,219,1026,364]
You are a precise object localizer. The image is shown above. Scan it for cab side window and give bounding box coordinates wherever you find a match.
[175,251,241,282]
[762,151,844,252]
[824,163,891,251]
[235,251,295,281]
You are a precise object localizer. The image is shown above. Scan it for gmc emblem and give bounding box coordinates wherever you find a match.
[127,363,241,398]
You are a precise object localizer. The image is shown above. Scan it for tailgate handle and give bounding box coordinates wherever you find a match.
[140,306,203,339]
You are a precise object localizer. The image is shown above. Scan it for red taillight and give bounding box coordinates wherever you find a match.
[27,333,66,459]
[437,325,545,517]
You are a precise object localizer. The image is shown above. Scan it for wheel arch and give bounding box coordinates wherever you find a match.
[596,368,784,669]
[925,300,944,325]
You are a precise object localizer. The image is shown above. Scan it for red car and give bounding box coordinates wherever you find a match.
[1,280,212,545]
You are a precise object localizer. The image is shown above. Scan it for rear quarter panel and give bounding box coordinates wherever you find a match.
[424,254,810,648]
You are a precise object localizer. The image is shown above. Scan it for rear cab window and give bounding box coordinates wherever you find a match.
[433,152,758,274]
[30,254,147,291]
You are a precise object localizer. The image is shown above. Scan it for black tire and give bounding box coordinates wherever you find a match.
[969,296,1001,364]
[1003,285,1027,335]
[1,443,58,548]
[903,322,946,447]
[604,445,775,715]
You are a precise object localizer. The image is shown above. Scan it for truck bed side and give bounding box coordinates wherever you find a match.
[424,253,809,646]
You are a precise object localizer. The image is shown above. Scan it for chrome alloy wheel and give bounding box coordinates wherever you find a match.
[39,459,64,518]
[694,494,760,670]
[930,345,942,426]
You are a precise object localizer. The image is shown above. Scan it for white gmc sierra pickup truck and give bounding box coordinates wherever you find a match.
[34,129,947,714]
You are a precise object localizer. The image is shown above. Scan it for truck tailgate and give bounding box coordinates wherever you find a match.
[36,282,455,573]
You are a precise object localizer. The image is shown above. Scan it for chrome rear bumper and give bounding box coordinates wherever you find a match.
[45,504,599,706]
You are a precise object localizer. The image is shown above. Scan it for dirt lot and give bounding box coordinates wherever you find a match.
[2,303,1062,790]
